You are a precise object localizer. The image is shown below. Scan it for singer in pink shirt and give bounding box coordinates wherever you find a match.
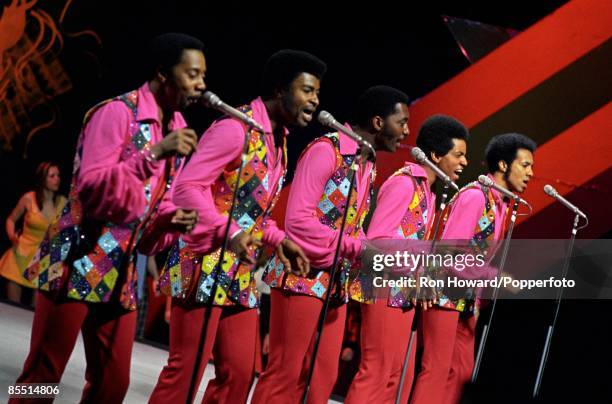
[12,34,205,404]
[282,128,373,268]
[410,132,536,404]
[138,97,289,257]
[253,86,410,404]
[149,50,325,404]
[345,115,469,404]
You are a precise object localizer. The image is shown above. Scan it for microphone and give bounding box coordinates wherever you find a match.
[318,111,376,158]
[411,147,458,191]
[478,175,528,205]
[544,184,587,219]
[202,91,264,132]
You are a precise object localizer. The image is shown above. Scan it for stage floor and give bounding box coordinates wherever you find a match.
[0,302,341,403]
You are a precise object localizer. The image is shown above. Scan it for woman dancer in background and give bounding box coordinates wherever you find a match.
[0,162,66,304]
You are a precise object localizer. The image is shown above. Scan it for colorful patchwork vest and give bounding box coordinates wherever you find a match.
[386,164,433,308]
[158,106,287,309]
[24,91,178,310]
[434,181,499,312]
[263,133,375,303]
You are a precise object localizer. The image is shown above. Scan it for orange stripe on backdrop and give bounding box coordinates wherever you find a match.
[412,0,611,125]
[516,102,612,225]
[534,103,612,188]
[381,0,612,185]
[271,0,611,229]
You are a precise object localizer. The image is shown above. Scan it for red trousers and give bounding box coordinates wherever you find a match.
[252,289,347,404]
[410,307,476,404]
[149,299,258,404]
[345,300,416,404]
[10,290,137,404]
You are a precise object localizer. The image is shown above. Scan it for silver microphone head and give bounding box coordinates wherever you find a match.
[411,147,426,163]
[317,110,336,127]
[543,184,557,197]
[202,91,221,108]
[478,175,494,187]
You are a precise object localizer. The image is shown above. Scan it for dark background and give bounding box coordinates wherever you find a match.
[1,0,571,211]
[2,1,610,403]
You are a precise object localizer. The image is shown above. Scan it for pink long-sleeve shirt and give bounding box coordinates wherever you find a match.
[137,168,185,255]
[367,162,436,240]
[441,174,509,280]
[285,129,374,269]
[442,175,508,241]
[172,97,287,255]
[77,82,187,225]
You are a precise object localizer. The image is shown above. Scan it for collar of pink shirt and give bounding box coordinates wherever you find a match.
[338,123,361,155]
[485,173,508,205]
[136,83,187,130]
[404,161,428,180]
[406,161,436,224]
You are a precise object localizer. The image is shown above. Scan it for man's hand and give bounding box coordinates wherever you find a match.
[170,209,198,233]
[415,274,438,311]
[277,238,310,276]
[150,128,198,159]
[359,243,382,270]
[229,231,262,265]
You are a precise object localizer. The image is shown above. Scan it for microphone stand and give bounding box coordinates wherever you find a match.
[471,199,521,382]
[395,183,450,404]
[301,152,362,404]
[532,213,587,398]
[185,125,255,404]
